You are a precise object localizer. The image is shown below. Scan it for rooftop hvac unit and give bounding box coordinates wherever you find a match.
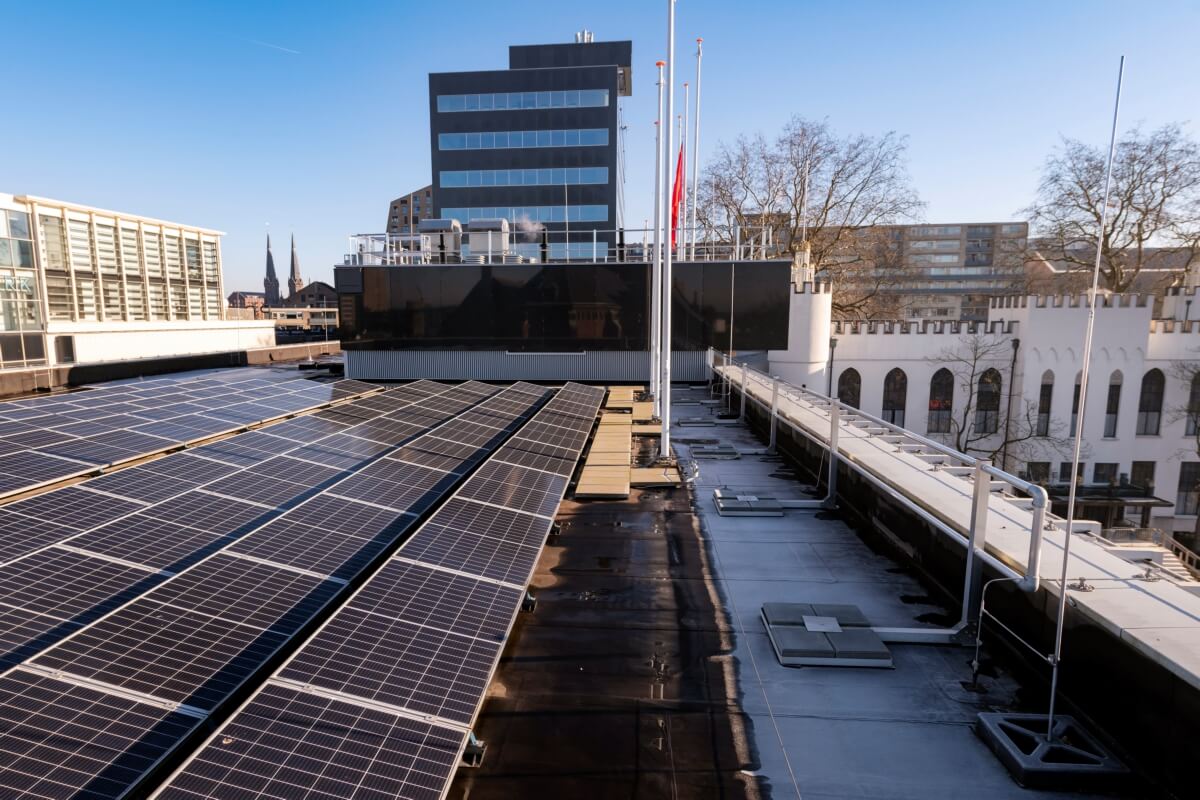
[418,219,462,263]
[467,218,510,261]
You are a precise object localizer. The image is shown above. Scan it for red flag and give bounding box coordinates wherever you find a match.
[670,144,685,249]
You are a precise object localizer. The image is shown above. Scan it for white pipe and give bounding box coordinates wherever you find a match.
[689,38,703,262]
[1047,55,1125,742]
[651,61,665,417]
[661,0,676,459]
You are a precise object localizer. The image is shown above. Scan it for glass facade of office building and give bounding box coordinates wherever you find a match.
[0,207,45,368]
[0,193,227,370]
[428,40,631,257]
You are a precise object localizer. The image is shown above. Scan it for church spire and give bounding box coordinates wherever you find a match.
[263,234,281,305]
[288,234,304,298]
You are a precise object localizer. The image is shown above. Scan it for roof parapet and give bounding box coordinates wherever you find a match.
[831,319,1018,335]
[990,293,1151,310]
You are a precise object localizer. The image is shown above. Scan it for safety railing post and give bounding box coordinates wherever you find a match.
[964,460,992,630]
[823,405,839,509]
[768,376,780,452]
[739,363,748,421]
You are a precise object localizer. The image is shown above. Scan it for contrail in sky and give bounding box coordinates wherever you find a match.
[246,38,301,55]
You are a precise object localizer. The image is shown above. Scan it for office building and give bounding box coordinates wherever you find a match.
[428,34,631,260]
[0,192,273,372]
[871,222,1027,320]
[386,185,435,236]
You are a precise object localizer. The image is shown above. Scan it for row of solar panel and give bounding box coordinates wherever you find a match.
[0,381,553,799]
[0,367,380,498]
[0,380,465,675]
[152,384,605,800]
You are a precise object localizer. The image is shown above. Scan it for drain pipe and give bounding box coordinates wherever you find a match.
[999,338,1020,472]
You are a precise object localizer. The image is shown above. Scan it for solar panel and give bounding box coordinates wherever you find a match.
[0,669,200,799]
[0,379,555,798]
[0,510,87,565]
[327,461,458,513]
[141,451,241,483]
[70,515,231,571]
[456,462,568,518]
[0,606,76,670]
[83,464,200,504]
[399,522,541,586]
[279,561,519,724]
[147,554,343,634]
[227,514,408,581]
[4,486,145,531]
[142,491,273,537]
[154,684,464,800]
[0,450,92,480]
[492,444,578,476]
[0,547,164,622]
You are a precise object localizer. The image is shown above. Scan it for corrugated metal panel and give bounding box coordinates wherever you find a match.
[345,350,708,382]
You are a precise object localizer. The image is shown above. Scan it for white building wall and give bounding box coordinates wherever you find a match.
[769,285,1200,535]
[48,320,276,366]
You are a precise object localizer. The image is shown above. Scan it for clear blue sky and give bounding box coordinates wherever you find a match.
[4,0,1198,291]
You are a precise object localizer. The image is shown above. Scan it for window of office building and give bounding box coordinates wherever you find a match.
[882,368,907,426]
[966,225,996,237]
[1131,460,1155,490]
[1136,368,1165,435]
[910,239,960,251]
[1094,463,1119,485]
[436,89,609,113]
[974,368,1001,434]
[1026,462,1051,483]
[440,167,609,188]
[1059,461,1085,483]
[441,205,608,224]
[1104,371,1123,437]
[928,368,954,433]
[1176,462,1200,515]
[1187,373,1200,436]
[837,368,861,409]
[1071,372,1081,432]
[438,128,609,150]
[1036,371,1054,436]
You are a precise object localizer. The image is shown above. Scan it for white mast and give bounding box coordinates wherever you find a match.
[660,0,676,458]
[689,38,703,260]
[681,81,689,260]
[651,60,666,417]
[1047,55,1125,741]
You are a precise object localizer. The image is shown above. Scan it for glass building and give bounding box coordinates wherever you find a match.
[428,37,631,261]
[0,192,228,371]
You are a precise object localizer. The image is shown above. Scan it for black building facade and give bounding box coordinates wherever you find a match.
[335,260,789,353]
[428,39,631,260]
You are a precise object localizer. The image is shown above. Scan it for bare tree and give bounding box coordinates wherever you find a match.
[696,116,923,317]
[928,332,1073,469]
[1024,123,1200,292]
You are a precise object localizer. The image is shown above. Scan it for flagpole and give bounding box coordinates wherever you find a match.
[681,81,689,259]
[1046,55,1124,742]
[651,60,666,418]
[661,0,676,460]
[689,38,703,261]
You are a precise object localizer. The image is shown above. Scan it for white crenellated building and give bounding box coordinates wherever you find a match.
[768,282,1200,537]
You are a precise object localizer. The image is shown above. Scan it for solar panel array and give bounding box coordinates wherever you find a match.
[0,368,379,499]
[0,380,554,799]
[154,383,604,800]
[0,379,459,672]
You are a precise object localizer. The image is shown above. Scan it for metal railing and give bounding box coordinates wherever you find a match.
[708,348,1053,600]
[342,224,787,266]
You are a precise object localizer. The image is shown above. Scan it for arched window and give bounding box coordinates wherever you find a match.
[1187,373,1200,436]
[1036,370,1054,437]
[1136,368,1165,435]
[837,368,861,409]
[974,368,1002,434]
[1071,372,1082,433]
[928,368,954,433]
[882,368,907,426]
[1104,370,1123,438]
